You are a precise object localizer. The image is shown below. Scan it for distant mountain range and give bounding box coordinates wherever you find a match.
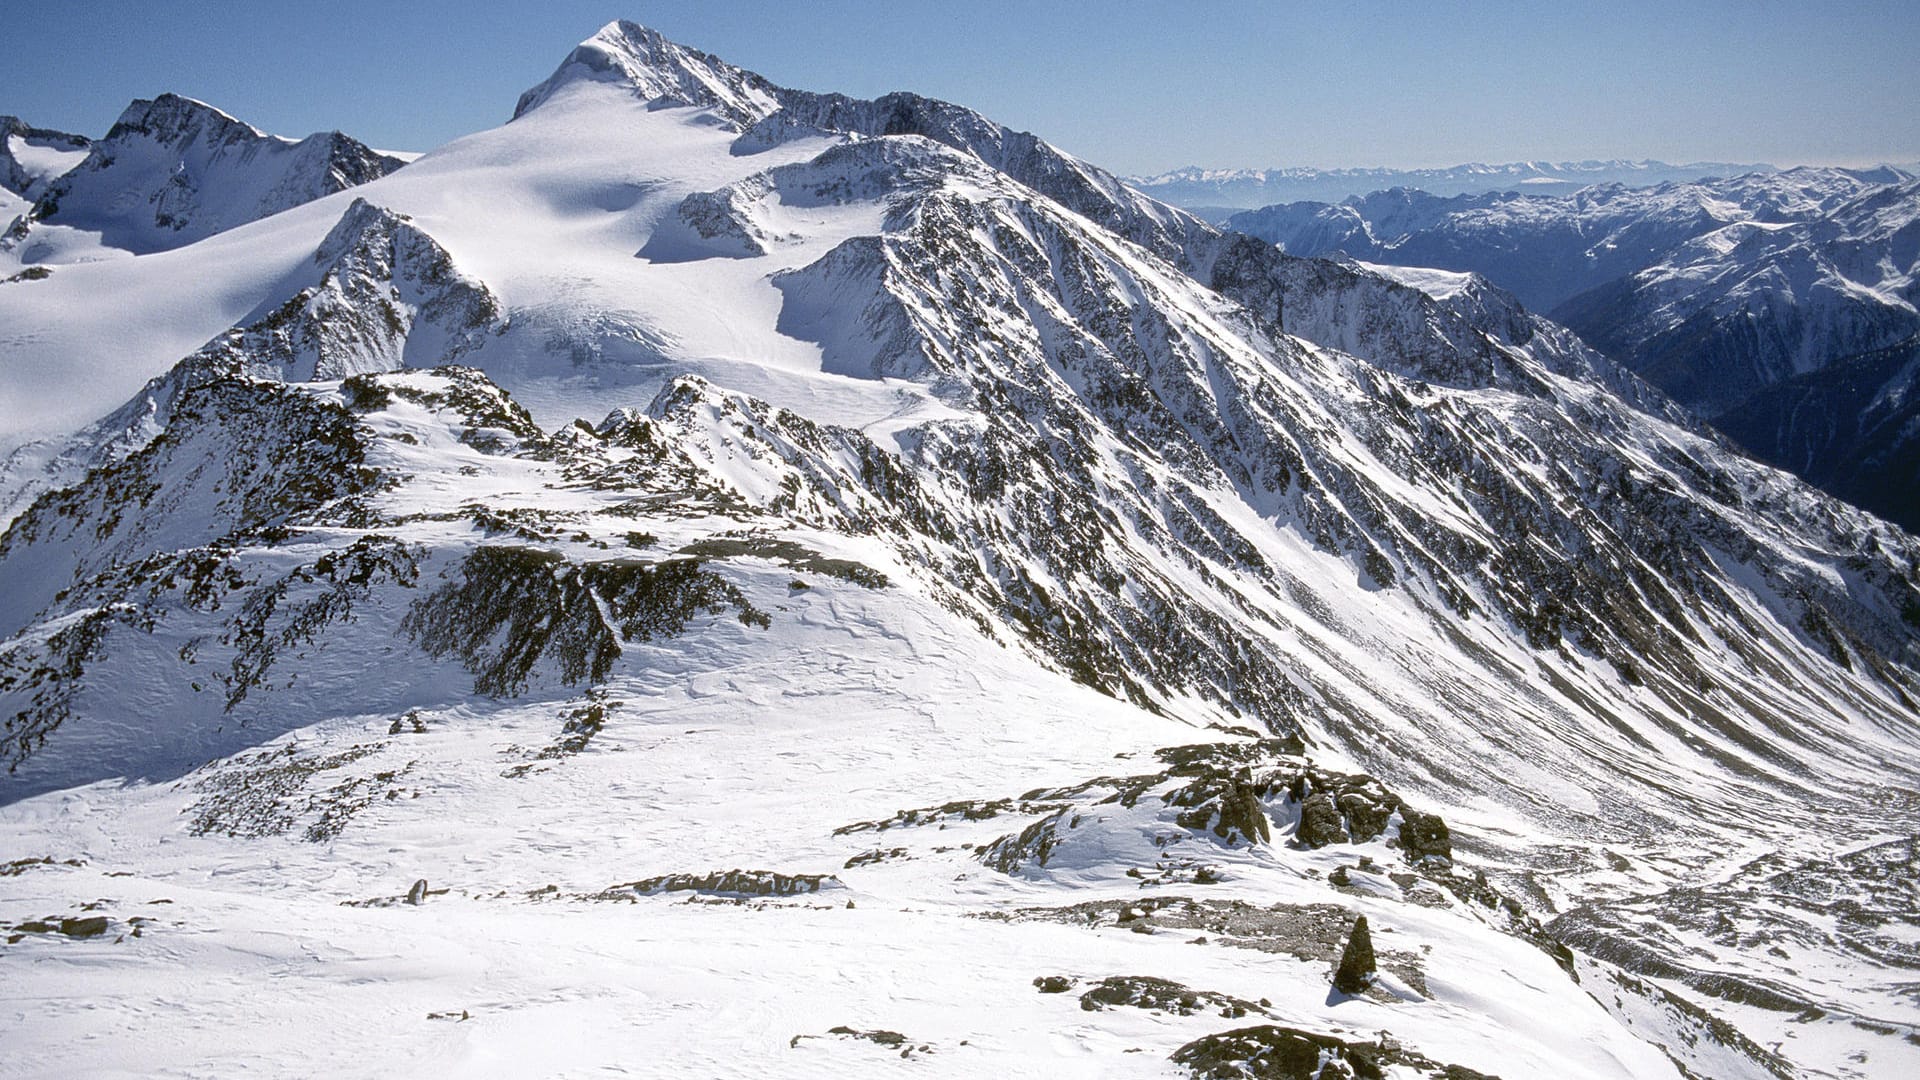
[1226,167,1920,530]
[1126,160,1780,213]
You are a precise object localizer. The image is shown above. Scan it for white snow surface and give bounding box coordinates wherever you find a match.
[3,133,86,189]
[1353,261,1476,301]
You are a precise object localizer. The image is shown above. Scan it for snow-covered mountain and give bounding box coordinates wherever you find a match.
[0,116,88,247]
[1,20,1916,1080]
[1229,169,1920,530]
[0,116,88,200]
[1225,168,1907,312]
[0,94,404,268]
[1129,160,1778,213]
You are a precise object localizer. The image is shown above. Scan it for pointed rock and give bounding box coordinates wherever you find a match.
[1332,914,1375,995]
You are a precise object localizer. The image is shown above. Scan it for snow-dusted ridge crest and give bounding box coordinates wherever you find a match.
[0,115,89,200]
[513,19,780,127]
[0,19,1917,1080]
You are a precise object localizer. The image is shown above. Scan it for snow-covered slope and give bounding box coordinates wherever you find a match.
[2,94,404,266]
[1556,177,1920,408]
[1131,159,1778,212]
[1,20,1916,1080]
[0,116,88,199]
[1230,169,1920,530]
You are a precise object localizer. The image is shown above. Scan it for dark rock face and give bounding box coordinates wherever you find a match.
[1218,781,1273,845]
[1333,915,1377,994]
[1173,1023,1502,1080]
[403,548,766,698]
[1178,1026,1378,1080]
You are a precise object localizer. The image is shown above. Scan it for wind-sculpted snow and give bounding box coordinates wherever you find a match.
[16,94,405,257]
[1,20,1918,1079]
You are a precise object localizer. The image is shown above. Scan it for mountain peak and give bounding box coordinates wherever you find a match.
[105,93,271,148]
[23,95,406,257]
[512,19,780,127]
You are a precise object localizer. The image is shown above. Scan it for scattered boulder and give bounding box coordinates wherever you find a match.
[1173,1024,1502,1080]
[1076,975,1266,1019]
[1033,975,1076,994]
[1398,809,1452,863]
[1176,1026,1376,1080]
[59,916,111,938]
[591,869,840,900]
[1339,792,1394,841]
[0,856,86,876]
[995,897,1429,997]
[790,1026,934,1058]
[843,847,908,869]
[828,1026,907,1047]
[1297,793,1349,848]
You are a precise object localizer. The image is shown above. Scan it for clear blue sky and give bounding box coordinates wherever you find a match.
[4,0,1916,173]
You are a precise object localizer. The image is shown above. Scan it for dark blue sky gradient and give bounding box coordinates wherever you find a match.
[3,0,1916,173]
